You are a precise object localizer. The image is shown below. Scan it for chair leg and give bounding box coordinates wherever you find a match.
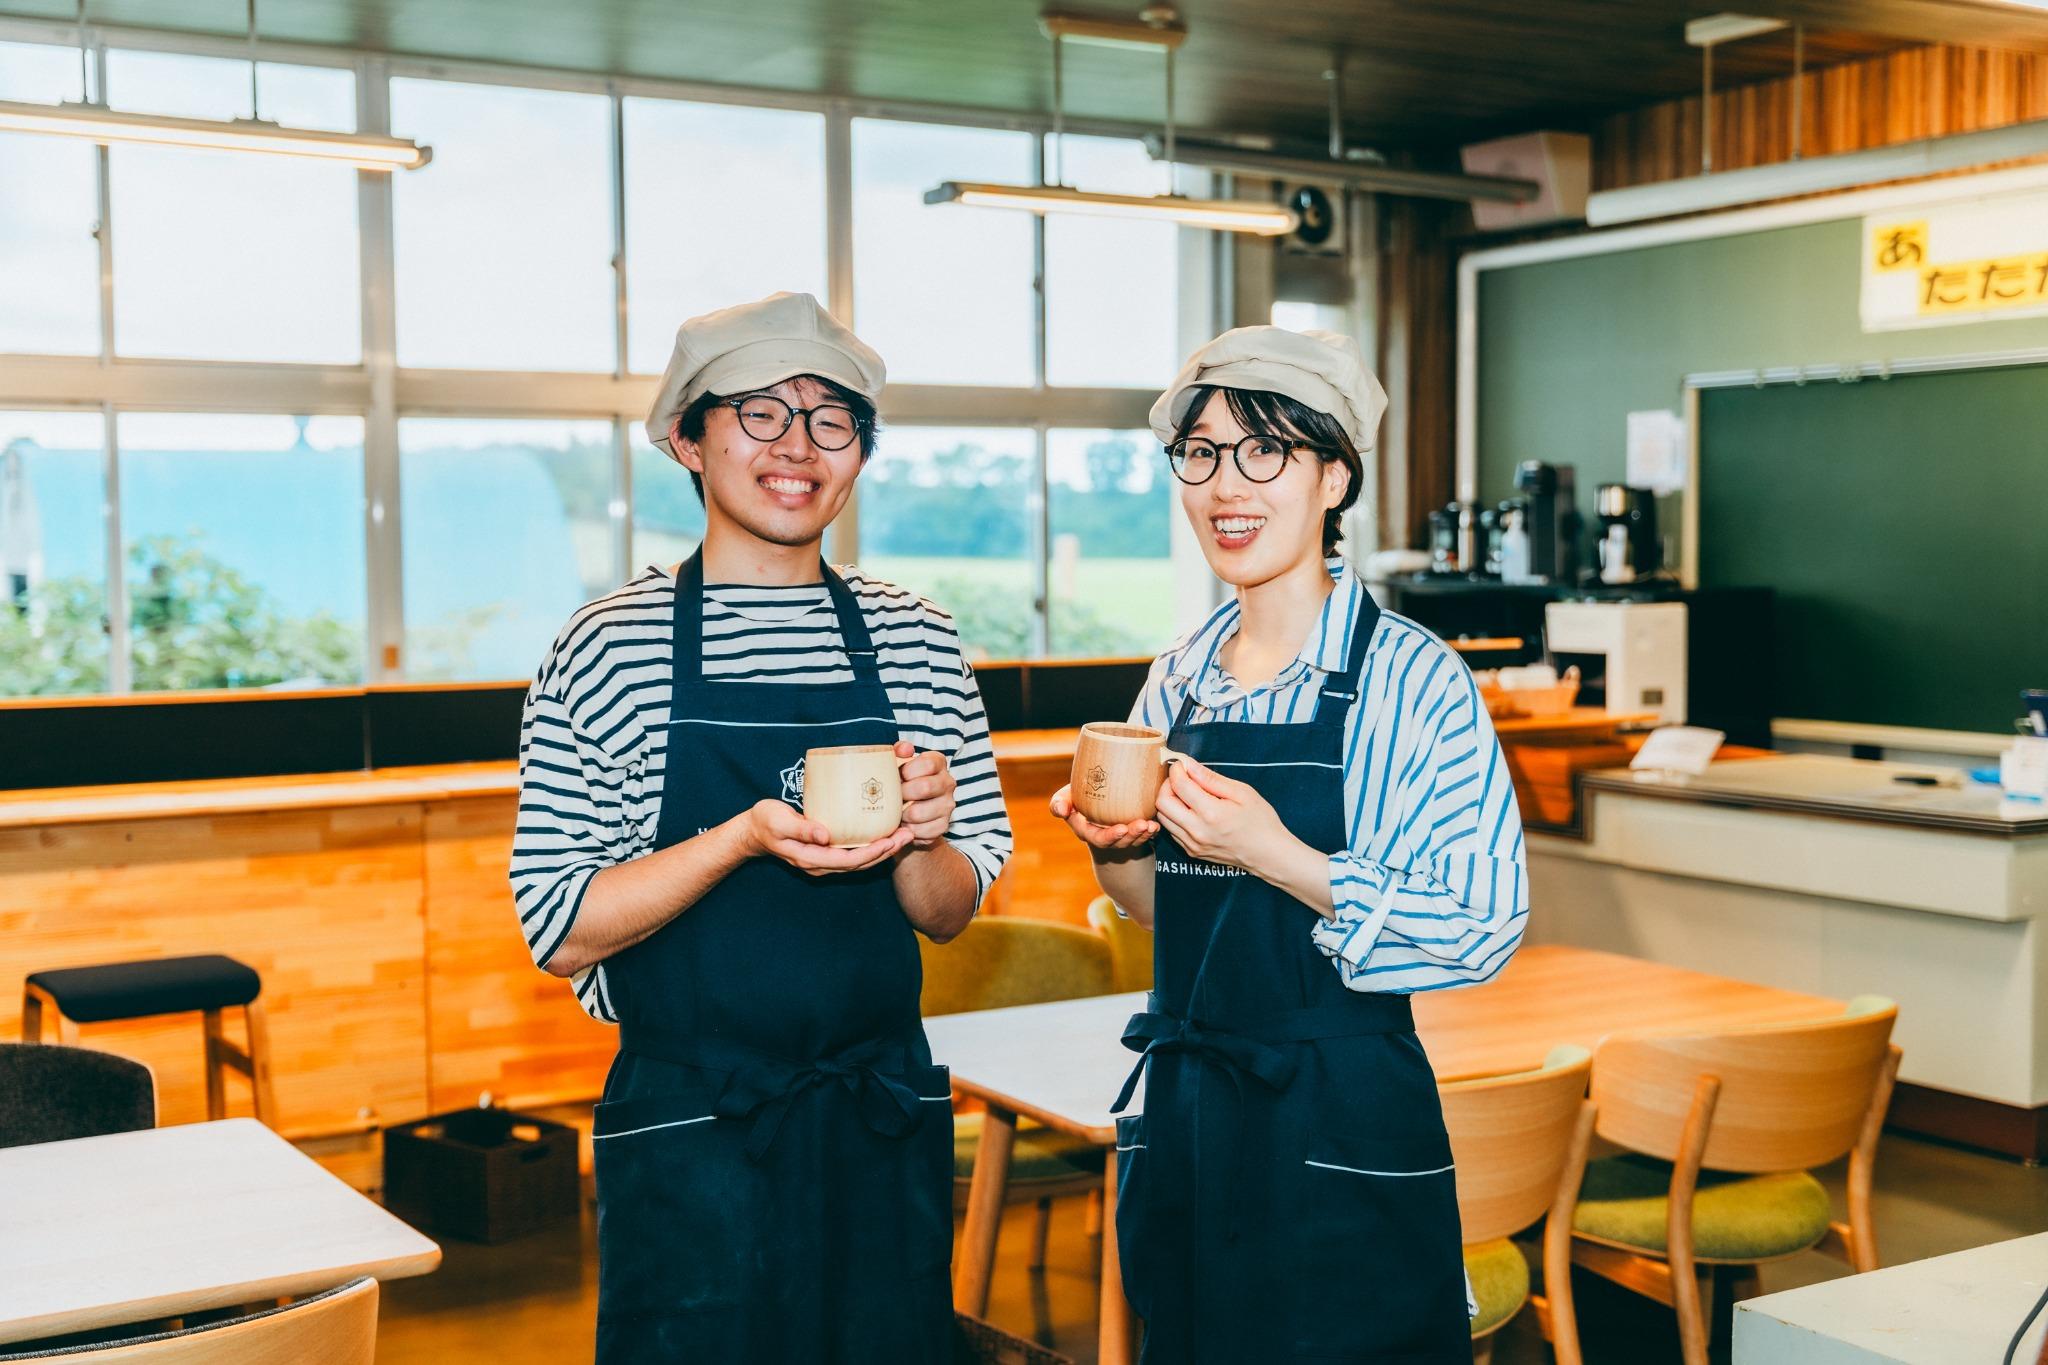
[203,1009,228,1121]
[1085,1184,1104,1238]
[1471,1334,1494,1363]
[243,998,277,1126]
[1028,1197,1053,1270]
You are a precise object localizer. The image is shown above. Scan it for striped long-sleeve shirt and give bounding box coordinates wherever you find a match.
[1130,560,1526,994]
[511,563,1014,1021]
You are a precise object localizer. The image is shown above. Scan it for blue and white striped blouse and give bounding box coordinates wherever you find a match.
[1129,560,1527,994]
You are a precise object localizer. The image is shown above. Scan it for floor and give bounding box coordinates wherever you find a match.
[377,1130,2047,1365]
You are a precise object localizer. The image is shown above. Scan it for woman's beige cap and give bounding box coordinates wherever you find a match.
[646,292,885,456]
[1149,325,1388,451]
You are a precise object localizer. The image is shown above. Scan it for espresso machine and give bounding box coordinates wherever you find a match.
[1595,484,1661,583]
[1512,461,1580,584]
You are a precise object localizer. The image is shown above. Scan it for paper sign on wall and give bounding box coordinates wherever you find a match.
[1625,409,1688,495]
[1862,189,2048,331]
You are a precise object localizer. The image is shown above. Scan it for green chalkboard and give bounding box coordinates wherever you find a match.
[1697,365,2048,734]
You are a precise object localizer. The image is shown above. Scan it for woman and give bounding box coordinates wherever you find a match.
[1052,325,1527,1362]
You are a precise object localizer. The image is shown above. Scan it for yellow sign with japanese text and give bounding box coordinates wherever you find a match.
[1862,192,2048,330]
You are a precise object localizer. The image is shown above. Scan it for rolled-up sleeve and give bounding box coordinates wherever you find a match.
[1311,665,1527,992]
[510,681,630,993]
[922,634,1012,901]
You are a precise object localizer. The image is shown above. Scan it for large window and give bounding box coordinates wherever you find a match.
[0,42,100,356]
[624,100,827,375]
[391,79,614,372]
[1044,136,1180,389]
[105,51,360,363]
[856,426,1035,660]
[0,411,108,694]
[117,414,366,690]
[399,418,615,681]
[852,120,1036,387]
[629,423,707,572]
[1047,428,1175,658]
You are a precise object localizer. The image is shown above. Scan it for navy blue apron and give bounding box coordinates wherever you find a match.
[1111,590,1470,1362]
[590,552,953,1363]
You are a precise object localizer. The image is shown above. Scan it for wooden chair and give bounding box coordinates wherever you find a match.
[1441,1045,1595,1365]
[0,1042,155,1149]
[921,916,1114,1269]
[1084,894,1154,994]
[1570,997,1902,1365]
[0,1276,377,1363]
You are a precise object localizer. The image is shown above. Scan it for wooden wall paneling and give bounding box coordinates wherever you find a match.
[0,807,431,1142]
[979,754,1101,927]
[421,795,617,1113]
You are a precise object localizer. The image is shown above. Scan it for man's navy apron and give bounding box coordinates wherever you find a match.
[1111,590,1470,1362]
[591,552,953,1363]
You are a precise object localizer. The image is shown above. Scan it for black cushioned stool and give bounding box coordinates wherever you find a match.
[22,954,275,1125]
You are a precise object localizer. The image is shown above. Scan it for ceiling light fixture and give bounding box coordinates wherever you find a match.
[1143,135,1537,204]
[3,0,430,171]
[923,7,1297,237]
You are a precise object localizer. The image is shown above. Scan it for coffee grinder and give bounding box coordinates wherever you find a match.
[1595,484,1660,583]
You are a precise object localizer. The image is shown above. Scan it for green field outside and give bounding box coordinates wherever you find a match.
[860,555,1175,661]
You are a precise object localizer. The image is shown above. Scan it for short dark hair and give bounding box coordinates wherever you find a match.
[1169,384,1362,557]
[669,374,881,504]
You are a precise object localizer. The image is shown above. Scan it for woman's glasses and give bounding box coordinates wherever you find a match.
[1165,434,1326,485]
[724,395,866,451]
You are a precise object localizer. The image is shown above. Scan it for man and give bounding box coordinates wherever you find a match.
[510,292,1012,1362]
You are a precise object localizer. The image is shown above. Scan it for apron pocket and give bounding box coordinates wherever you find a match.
[1113,1113,1156,1318]
[593,1087,757,1323]
[901,1063,956,1276]
[1292,1128,1465,1360]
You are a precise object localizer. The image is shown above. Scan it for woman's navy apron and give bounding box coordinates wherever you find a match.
[591,552,953,1363]
[1111,590,1470,1362]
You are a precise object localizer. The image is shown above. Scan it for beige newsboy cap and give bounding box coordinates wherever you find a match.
[646,292,885,457]
[1148,326,1388,452]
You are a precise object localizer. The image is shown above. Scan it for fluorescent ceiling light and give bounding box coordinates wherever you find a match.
[924,181,1299,235]
[1144,135,1537,205]
[1585,117,2048,225]
[1684,13,1787,46]
[1038,12,1185,50]
[0,99,431,171]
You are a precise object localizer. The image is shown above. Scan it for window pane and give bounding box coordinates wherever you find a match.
[629,422,706,571]
[0,411,107,695]
[853,120,1034,387]
[1044,136,1178,388]
[105,51,360,363]
[857,426,1034,661]
[400,418,615,681]
[624,100,826,375]
[392,80,613,372]
[1048,429,1173,658]
[118,414,365,691]
[0,42,99,355]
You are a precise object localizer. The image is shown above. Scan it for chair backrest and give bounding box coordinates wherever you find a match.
[1084,895,1153,994]
[1591,999,1899,1173]
[1441,1045,1593,1243]
[0,1044,155,1150]
[0,1276,377,1364]
[919,916,1113,1016]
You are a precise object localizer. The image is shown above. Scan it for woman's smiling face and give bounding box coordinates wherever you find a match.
[1178,390,1351,588]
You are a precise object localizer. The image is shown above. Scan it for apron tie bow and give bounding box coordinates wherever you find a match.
[716,1040,923,1161]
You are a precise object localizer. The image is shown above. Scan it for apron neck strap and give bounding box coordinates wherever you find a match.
[671,550,881,684]
[1313,582,1379,723]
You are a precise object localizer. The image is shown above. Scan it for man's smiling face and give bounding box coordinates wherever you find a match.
[673,374,867,553]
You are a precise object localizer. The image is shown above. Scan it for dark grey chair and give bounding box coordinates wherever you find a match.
[0,1042,155,1149]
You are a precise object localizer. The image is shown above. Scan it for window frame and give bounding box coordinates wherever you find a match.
[0,14,1231,693]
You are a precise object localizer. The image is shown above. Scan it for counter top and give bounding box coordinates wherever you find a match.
[1580,753,2048,837]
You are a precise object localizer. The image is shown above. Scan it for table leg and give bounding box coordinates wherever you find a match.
[954,1103,1015,1317]
[1098,1147,1135,1365]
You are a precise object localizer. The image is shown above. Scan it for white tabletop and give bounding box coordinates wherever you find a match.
[1733,1231,2048,1364]
[0,1119,441,1345]
[925,991,1150,1141]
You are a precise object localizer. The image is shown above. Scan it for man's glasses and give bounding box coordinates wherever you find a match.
[725,395,866,452]
[1165,434,1325,485]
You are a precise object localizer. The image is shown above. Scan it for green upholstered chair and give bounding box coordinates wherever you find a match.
[1085,895,1153,994]
[1571,996,1902,1365]
[1441,1045,1595,1365]
[920,916,1115,1269]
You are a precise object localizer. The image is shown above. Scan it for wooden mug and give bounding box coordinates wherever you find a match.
[803,744,903,847]
[1071,722,1184,826]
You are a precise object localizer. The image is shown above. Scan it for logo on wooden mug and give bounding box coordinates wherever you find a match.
[1085,764,1108,799]
[861,776,883,810]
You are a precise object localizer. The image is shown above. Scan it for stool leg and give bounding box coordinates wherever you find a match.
[21,987,42,1043]
[244,998,277,1126]
[203,1010,228,1121]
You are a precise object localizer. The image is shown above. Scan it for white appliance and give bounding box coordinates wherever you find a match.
[1544,601,1688,725]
